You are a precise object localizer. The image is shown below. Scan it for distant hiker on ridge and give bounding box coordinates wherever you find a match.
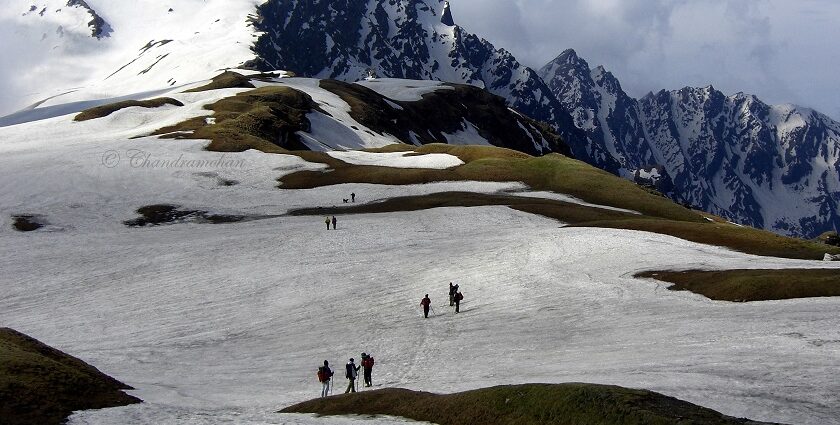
[345,358,360,393]
[332,216,337,230]
[449,282,456,306]
[421,294,432,318]
[317,360,334,397]
[361,352,375,387]
[325,217,331,230]
[351,192,356,202]
[454,290,464,313]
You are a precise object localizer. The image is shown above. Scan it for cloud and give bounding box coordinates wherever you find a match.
[450,0,840,118]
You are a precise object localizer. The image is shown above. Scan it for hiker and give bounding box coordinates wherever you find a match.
[317,360,334,397]
[420,294,431,318]
[325,217,331,230]
[345,358,360,393]
[351,192,356,202]
[332,216,337,230]
[454,291,463,313]
[449,282,456,306]
[361,352,375,387]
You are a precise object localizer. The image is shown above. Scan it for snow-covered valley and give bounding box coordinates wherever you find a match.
[1,90,840,425]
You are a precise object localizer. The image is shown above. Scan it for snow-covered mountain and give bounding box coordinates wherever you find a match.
[0,0,262,115]
[540,49,840,238]
[3,0,838,238]
[249,0,601,161]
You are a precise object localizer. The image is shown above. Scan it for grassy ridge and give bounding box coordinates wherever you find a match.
[289,191,634,223]
[74,97,183,121]
[280,384,776,425]
[280,144,839,260]
[152,86,319,153]
[0,328,141,425]
[636,269,840,302]
[281,144,700,223]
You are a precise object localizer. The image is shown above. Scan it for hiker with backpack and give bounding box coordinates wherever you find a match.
[317,360,334,397]
[345,358,360,393]
[449,282,456,306]
[361,353,375,387]
[420,294,432,318]
[325,217,331,230]
[331,216,337,230]
[454,290,464,313]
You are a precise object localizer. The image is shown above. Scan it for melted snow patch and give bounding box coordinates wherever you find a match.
[327,150,464,169]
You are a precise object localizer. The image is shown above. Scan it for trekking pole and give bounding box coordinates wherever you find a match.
[430,305,436,316]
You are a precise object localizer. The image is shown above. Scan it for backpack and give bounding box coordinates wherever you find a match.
[346,363,356,379]
[317,366,331,382]
[362,357,375,368]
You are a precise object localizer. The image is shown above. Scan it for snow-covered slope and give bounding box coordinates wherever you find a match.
[0,0,262,116]
[539,49,840,238]
[2,97,840,424]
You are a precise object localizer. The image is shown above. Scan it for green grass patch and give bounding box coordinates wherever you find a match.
[279,384,775,425]
[0,328,141,425]
[281,145,697,222]
[152,85,321,153]
[636,269,840,302]
[74,97,183,121]
[289,191,634,223]
[184,70,256,92]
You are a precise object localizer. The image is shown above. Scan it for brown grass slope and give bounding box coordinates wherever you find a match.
[0,328,141,425]
[74,97,183,121]
[636,269,840,302]
[152,85,321,153]
[279,384,778,425]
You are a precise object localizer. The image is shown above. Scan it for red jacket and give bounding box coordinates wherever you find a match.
[362,357,374,369]
[420,297,431,307]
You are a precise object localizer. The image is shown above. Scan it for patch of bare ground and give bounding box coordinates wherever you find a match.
[74,97,183,121]
[279,384,778,425]
[636,269,840,302]
[0,328,141,425]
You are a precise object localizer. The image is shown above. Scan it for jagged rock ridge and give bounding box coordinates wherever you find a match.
[540,49,840,238]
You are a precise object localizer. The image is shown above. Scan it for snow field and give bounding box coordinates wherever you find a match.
[1,76,839,425]
[2,205,840,424]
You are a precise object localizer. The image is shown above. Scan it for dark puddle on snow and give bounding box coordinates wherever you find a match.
[11,215,47,232]
[124,204,278,228]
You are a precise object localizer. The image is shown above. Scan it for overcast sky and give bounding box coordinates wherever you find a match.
[451,0,840,119]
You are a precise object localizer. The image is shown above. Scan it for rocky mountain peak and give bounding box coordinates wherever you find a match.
[441,1,455,26]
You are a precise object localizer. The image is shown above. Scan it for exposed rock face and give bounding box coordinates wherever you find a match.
[66,0,112,38]
[540,49,840,238]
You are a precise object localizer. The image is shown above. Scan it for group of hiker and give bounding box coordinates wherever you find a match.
[324,193,357,229]
[316,283,467,397]
[420,282,464,318]
[317,353,375,397]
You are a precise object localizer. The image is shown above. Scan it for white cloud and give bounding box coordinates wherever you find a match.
[450,0,840,118]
